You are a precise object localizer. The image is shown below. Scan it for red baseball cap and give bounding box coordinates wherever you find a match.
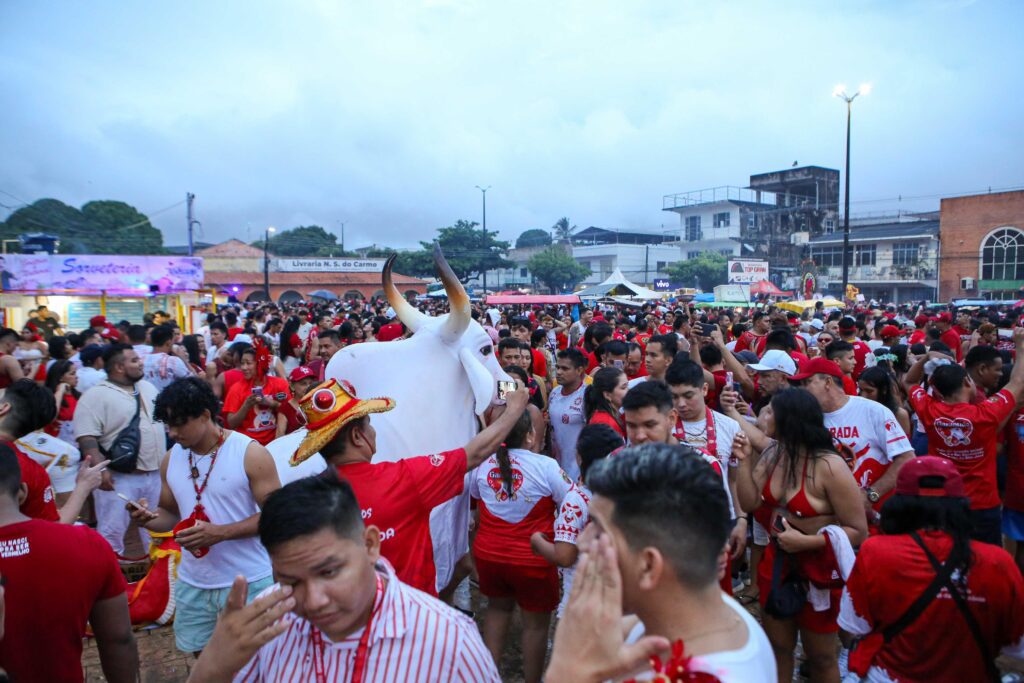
[89,315,107,327]
[895,456,966,498]
[880,325,901,338]
[288,366,316,382]
[931,312,953,324]
[914,314,929,327]
[790,357,844,381]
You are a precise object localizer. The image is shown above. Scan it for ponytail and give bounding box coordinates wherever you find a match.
[584,367,625,423]
[496,409,532,499]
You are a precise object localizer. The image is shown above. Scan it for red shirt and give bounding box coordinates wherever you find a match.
[736,331,763,355]
[940,328,964,362]
[11,444,59,521]
[909,330,926,345]
[841,531,1024,682]
[842,374,859,396]
[44,395,78,438]
[227,326,244,341]
[1004,408,1024,511]
[221,367,244,400]
[222,376,292,446]
[0,519,126,681]
[588,410,625,438]
[530,348,547,378]
[909,386,1015,509]
[335,449,466,595]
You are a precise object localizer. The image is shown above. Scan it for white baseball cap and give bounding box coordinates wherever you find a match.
[808,319,824,331]
[747,349,797,377]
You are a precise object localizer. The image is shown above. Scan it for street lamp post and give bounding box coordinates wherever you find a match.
[263,226,275,301]
[833,82,871,296]
[476,185,491,294]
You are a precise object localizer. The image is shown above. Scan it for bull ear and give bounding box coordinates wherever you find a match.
[458,347,494,416]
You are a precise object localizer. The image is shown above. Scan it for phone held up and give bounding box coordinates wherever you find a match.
[497,380,517,402]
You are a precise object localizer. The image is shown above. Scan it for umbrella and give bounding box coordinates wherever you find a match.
[307,289,339,301]
[776,297,844,313]
[749,279,786,296]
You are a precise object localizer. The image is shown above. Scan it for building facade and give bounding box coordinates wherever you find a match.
[938,190,1024,301]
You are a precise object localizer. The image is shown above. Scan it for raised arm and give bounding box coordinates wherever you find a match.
[711,329,755,398]
[464,387,530,470]
[1002,328,1024,400]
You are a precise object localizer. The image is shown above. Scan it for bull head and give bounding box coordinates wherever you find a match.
[382,244,497,414]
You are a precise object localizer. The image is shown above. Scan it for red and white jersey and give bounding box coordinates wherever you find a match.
[553,483,591,617]
[548,383,587,481]
[235,560,499,683]
[673,410,739,518]
[823,397,912,510]
[469,448,573,567]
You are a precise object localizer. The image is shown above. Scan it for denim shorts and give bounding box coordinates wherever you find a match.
[173,575,274,653]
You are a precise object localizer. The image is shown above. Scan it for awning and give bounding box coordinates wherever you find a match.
[485,294,581,305]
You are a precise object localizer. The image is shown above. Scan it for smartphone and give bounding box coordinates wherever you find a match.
[613,359,624,369]
[497,380,517,401]
[251,386,264,399]
[725,371,734,388]
[773,514,787,533]
[698,322,716,337]
[116,492,145,511]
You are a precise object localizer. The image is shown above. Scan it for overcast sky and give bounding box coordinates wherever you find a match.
[2,0,1022,251]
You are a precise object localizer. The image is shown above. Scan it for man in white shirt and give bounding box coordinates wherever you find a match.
[549,348,588,480]
[187,473,499,682]
[143,326,193,393]
[77,344,108,394]
[628,334,678,388]
[545,444,776,682]
[127,325,152,358]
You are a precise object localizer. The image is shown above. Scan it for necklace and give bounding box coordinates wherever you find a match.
[187,429,225,484]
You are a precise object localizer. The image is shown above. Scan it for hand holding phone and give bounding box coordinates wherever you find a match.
[497,380,517,402]
[117,492,146,511]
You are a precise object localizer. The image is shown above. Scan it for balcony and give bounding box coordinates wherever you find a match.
[663,186,777,211]
[822,264,937,283]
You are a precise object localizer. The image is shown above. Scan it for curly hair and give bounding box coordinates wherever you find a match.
[154,376,221,426]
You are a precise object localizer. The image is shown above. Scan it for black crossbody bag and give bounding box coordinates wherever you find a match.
[101,391,143,473]
[764,544,808,619]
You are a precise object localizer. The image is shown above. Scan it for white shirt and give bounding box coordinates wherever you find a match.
[624,594,777,682]
[77,367,107,394]
[553,483,591,617]
[675,409,740,518]
[548,383,587,481]
[17,430,82,494]
[824,396,912,488]
[143,351,192,393]
[236,560,499,682]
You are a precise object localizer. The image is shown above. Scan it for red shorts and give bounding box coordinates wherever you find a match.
[474,555,559,613]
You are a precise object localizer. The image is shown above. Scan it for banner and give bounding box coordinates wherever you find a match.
[0,255,204,294]
[727,259,769,284]
[273,258,386,273]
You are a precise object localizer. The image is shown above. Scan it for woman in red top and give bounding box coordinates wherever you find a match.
[44,359,79,446]
[583,366,628,438]
[735,388,868,683]
[223,342,291,445]
[182,334,209,378]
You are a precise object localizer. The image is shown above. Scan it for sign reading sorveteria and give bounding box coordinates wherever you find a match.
[273,258,387,273]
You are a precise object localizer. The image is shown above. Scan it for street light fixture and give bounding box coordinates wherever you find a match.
[475,185,491,294]
[264,226,276,301]
[834,82,871,296]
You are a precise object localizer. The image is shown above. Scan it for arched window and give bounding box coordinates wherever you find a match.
[981,227,1024,281]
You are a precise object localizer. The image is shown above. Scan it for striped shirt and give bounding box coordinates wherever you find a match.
[234,559,499,682]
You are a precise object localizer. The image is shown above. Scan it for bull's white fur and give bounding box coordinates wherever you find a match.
[267,308,511,591]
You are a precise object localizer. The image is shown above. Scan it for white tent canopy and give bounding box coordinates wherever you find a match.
[576,268,663,300]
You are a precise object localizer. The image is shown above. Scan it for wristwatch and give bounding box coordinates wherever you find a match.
[865,487,880,503]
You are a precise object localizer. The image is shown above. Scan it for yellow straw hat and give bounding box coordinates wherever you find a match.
[291,379,395,465]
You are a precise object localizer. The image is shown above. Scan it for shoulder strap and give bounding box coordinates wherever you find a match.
[881,532,961,643]
[132,389,143,419]
[914,535,1000,683]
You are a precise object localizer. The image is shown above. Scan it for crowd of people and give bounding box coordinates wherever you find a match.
[3,293,1024,682]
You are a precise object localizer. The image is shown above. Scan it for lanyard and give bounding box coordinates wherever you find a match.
[312,574,385,683]
[679,407,717,458]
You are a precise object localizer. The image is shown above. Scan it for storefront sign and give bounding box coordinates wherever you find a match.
[727,259,769,284]
[0,255,204,294]
[273,258,386,273]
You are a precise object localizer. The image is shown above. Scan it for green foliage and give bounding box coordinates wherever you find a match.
[410,219,512,283]
[258,225,340,257]
[528,246,591,293]
[665,252,728,291]
[0,198,166,254]
[552,217,576,243]
[515,228,552,249]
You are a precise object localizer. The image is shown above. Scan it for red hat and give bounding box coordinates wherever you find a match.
[376,322,404,342]
[790,357,845,381]
[914,314,929,327]
[288,366,316,382]
[100,327,119,340]
[880,325,901,338]
[89,315,107,327]
[931,312,953,324]
[895,456,966,498]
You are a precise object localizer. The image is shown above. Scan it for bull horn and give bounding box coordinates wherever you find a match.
[435,243,470,343]
[383,253,427,333]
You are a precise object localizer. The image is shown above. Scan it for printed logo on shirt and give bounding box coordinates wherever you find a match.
[934,416,973,448]
[361,507,373,520]
[43,486,53,504]
[0,536,29,558]
[380,527,396,541]
[428,453,445,467]
[485,467,524,502]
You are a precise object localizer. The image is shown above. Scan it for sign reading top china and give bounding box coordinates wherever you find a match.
[727,259,769,284]
[0,254,204,294]
[273,258,387,273]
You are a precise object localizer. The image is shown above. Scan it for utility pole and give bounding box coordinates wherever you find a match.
[186,193,196,256]
[263,226,275,300]
[476,185,491,294]
[338,221,346,254]
[644,244,650,286]
[833,82,870,295]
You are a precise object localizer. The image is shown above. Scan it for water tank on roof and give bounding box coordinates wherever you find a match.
[19,232,61,254]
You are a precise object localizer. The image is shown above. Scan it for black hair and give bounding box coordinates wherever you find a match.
[102,342,134,374]
[45,360,79,400]
[622,380,673,414]
[1,378,58,438]
[47,336,70,361]
[66,332,84,351]
[209,321,228,336]
[150,325,175,348]
[576,423,624,479]
[127,324,147,344]
[497,337,521,356]
[494,408,534,499]
[0,327,18,342]
[857,366,900,415]
[154,377,222,427]
[228,341,252,359]
[318,329,342,344]
[224,311,238,326]
[884,343,910,374]
[764,329,796,352]
[825,340,854,361]
[880,493,973,594]
[319,415,369,460]
[769,388,837,491]
[664,358,705,389]
[965,344,1002,371]
[600,340,628,360]
[586,443,730,588]
[931,363,969,399]
[530,328,548,347]
[509,316,531,330]
[557,347,587,369]
[259,470,365,551]
[182,335,203,367]
[699,344,723,368]
[647,334,678,358]
[584,367,626,424]
[0,443,20,498]
[280,317,302,360]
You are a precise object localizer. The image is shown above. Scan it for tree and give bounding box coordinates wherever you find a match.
[399,219,513,283]
[528,246,591,293]
[552,217,576,243]
[258,225,338,257]
[515,228,552,249]
[665,252,728,291]
[1,198,165,254]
